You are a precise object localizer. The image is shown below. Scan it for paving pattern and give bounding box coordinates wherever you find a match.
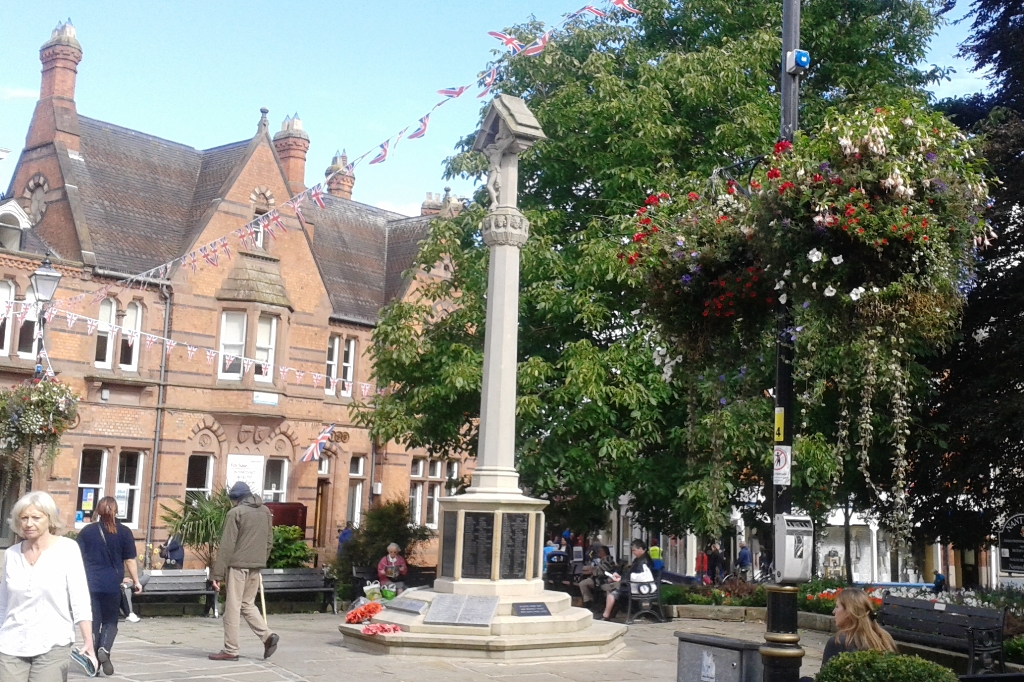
[69,614,829,682]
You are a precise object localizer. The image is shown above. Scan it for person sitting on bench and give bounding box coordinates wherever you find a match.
[578,544,617,610]
[597,538,653,621]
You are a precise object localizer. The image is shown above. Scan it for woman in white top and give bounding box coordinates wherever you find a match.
[0,491,94,682]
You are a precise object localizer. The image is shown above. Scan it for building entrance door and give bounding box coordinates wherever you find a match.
[314,480,330,547]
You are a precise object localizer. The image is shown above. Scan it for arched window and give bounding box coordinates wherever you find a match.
[94,298,117,369]
[0,215,21,251]
[119,302,141,371]
[0,281,12,355]
[16,291,38,359]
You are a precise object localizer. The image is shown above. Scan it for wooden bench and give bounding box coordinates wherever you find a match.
[135,569,218,617]
[260,568,337,614]
[624,579,665,624]
[878,594,1006,675]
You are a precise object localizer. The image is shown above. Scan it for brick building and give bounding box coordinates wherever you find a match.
[0,23,470,565]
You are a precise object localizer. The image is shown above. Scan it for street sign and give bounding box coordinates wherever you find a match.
[772,445,792,486]
[774,407,785,442]
[999,514,1024,573]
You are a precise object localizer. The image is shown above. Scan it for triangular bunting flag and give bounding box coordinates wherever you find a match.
[242,358,254,374]
[310,184,326,208]
[312,373,322,388]
[164,339,177,356]
[86,318,98,335]
[186,345,197,360]
[260,362,269,376]
[279,366,290,380]
[65,311,79,328]
[205,349,218,365]
[43,307,59,323]
[145,334,158,350]
[125,329,138,347]
[223,353,235,370]
[360,382,370,397]
[294,370,305,384]
[218,236,232,260]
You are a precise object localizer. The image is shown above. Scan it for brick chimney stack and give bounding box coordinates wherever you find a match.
[26,20,82,151]
[325,150,355,200]
[273,114,310,196]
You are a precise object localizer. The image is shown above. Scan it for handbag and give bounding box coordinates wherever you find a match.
[363,580,382,601]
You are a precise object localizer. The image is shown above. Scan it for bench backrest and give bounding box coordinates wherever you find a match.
[630,580,659,596]
[141,569,210,593]
[878,595,1005,652]
[259,568,330,589]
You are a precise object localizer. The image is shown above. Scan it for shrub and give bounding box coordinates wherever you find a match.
[330,500,433,582]
[816,651,957,682]
[660,580,767,607]
[267,525,316,568]
[1004,635,1024,665]
[160,488,232,568]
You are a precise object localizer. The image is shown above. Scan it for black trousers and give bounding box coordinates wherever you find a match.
[91,591,121,652]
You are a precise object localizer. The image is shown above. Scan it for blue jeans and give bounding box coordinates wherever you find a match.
[90,591,121,652]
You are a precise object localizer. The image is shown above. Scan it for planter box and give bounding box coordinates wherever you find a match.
[797,611,836,633]
[744,607,766,622]
[671,605,747,621]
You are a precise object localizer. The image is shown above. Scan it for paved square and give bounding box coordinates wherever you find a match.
[70,614,828,682]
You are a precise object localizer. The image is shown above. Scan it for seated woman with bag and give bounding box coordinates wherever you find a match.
[376,543,408,596]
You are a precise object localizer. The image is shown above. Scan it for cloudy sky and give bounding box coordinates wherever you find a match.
[0,1,988,219]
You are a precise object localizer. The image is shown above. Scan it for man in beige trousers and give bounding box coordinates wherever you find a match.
[209,481,279,661]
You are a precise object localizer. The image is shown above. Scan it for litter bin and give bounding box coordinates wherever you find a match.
[676,633,763,682]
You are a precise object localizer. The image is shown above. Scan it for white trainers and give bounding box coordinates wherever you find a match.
[126,613,140,623]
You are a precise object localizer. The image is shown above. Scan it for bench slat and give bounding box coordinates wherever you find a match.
[881,614,986,641]
[883,595,1004,623]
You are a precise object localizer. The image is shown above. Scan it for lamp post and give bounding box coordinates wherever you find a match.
[24,258,61,490]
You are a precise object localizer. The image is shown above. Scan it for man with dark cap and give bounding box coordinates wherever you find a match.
[208,481,278,661]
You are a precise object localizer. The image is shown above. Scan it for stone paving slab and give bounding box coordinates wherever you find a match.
[68,613,827,682]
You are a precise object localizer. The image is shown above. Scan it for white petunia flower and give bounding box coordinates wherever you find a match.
[849,287,866,301]
[824,285,836,297]
[779,294,788,304]
[832,255,844,265]
[775,280,785,290]
[807,249,823,263]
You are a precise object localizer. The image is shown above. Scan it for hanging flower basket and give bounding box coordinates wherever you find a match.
[0,378,79,478]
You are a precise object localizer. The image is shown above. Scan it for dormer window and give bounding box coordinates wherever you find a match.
[0,215,21,251]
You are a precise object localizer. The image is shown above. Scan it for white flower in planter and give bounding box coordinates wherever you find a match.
[779,294,788,304]
[808,248,823,263]
[824,285,836,297]
[849,287,866,301]
[832,255,844,265]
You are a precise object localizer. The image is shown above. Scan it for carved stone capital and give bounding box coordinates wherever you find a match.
[481,207,529,247]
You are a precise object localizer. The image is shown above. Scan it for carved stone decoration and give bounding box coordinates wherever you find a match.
[481,207,530,247]
[473,95,546,213]
[254,426,271,444]
[198,433,212,448]
[238,425,254,443]
[22,174,51,224]
[189,416,228,444]
[329,431,350,444]
[274,439,287,453]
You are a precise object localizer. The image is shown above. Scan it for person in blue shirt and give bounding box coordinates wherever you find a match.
[159,535,184,569]
[336,523,354,561]
[542,541,557,574]
[77,497,141,676]
[933,570,947,593]
[737,541,752,581]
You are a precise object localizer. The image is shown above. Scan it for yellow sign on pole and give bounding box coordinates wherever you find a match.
[774,407,784,442]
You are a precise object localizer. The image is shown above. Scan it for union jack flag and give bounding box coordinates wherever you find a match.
[437,85,469,99]
[269,211,286,233]
[408,115,430,140]
[310,184,326,208]
[611,0,642,14]
[343,162,355,175]
[487,31,525,55]
[218,236,232,260]
[522,31,552,57]
[369,141,389,165]
[200,245,218,267]
[478,68,498,97]
[301,424,334,463]
[569,5,607,19]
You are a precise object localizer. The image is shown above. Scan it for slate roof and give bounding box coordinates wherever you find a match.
[37,115,430,324]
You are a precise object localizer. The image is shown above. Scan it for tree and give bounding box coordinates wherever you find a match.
[361,0,959,537]
[959,0,1024,111]
[160,489,232,568]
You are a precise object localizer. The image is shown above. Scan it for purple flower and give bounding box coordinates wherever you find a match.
[719,375,726,382]
[691,251,700,258]
[802,301,810,308]
[739,366,747,376]
[692,265,702,274]
[698,375,704,381]
[926,152,937,163]
[819,162,831,172]
[932,178,948,194]
[681,274,692,284]
[719,397,727,405]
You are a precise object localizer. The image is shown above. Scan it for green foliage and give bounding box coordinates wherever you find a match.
[160,489,232,568]
[362,0,960,537]
[331,501,433,580]
[267,525,315,569]
[661,580,767,607]
[816,651,958,682]
[0,379,79,482]
[1004,635,1024,664]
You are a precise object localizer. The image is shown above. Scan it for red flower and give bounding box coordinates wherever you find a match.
[844,204,856,217]
[922,235,929,242]
[651,226,659,233]
[749,180,762,190]
[812,173,824,183]
[857,227,865,234]
[639,217,652,226]
[921,219,929,228]
[774,140,793,155]
[778,181,795,194]
[767,168,782,180]
[645,195,660,206]
[727,185,736,195]
[766,297,774,304]
[687,192,700,201]
[659,192,670,200]
[627,252,639,264]
[617,253,625,260]
[716,215,730,223]
[702,310,709,316]
[632,232,646,242]
[636,207,647,215]
[831,177,844,185]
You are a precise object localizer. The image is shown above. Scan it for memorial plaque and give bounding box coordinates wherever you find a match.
[423,594,499,626]
[1000,514,1024,573]
[461,512,494,579]
[385,597,428,615]
[512,602,551,617]
[500,513,530,579]
[441,511,457,577]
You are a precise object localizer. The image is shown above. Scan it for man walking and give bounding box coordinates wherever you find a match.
[209,482,279,661]
[737,541,752,581]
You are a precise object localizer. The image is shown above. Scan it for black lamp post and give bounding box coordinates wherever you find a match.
[24,258,61,490]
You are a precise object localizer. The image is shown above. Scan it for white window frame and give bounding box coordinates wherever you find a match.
[425,482,440,529]
[347,480,364,528]
[349,456,364,477]
[118,301,141,371]
[429,460,442,479]
[76,448,108,529]
[16,291,39,360]
[219,311,246,379]
[446,461,459,481]
[254,314,277,383]
[340,338,356,397]
[94,298,117,369]
[116,451,144,530]
[185,454,213,501]
[0,281,12,356]
[318,456,330,476]
[409,482,423,526]
[325,335,340,396]
[263,457,288,502]
[410,458,425,478]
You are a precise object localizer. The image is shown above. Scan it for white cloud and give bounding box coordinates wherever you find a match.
[375,200,421,217]
[1,88,39,100]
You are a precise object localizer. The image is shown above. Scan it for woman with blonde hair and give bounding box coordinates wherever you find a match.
[0,491,95,681]
[822,588,897,666]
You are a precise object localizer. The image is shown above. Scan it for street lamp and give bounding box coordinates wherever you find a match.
[30,258,62,304]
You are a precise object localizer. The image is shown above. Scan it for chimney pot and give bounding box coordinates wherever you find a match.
[325,149,354,200]
[26,21,83,151]
[273,113,310,196]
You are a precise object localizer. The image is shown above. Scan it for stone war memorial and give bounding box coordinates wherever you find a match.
[337,95,627,659]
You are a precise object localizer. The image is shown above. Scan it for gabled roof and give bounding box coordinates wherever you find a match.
[35,115,432,324]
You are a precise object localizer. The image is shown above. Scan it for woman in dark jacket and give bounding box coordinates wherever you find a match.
[598,538,654,621]
[77,497,142,676]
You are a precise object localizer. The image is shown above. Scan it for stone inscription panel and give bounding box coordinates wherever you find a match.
[512,602,551,617]
[461,512,494,579]
[422,594,499,626]
[441,511,457,577]
[500,513,530,579]
[385,597,428,615]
